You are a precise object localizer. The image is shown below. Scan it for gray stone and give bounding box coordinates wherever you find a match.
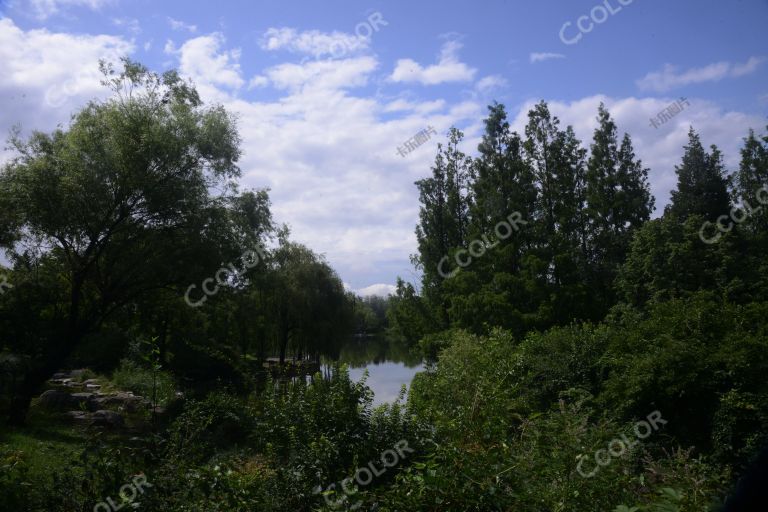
[38,389,73,410]
[94,392,148,412]
[64,410,91,422]
[70,392,98,411]
[91,410,124,428]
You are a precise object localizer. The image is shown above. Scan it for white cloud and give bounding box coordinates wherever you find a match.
[2,21,764,291]
[356,283,396,297]
[508,95,765,212]
[475,74,507,92]
[261,57,378,92]
[637,57,765,92]
[383,98,446,114]
[26,0,112,20]
[260,27,369,59]
[166,34,244,95]
[160,40,482,287]
[247,75,269,90]
[732,56,766,77]
[390,40,476,85]
[111,17,140,35]
[530,52,565,63]
[0,17,132,126]
[167,17,197,33]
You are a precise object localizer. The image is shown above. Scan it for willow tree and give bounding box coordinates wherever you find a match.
[0,59,258,424]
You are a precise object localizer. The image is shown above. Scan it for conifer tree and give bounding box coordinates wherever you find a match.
[666,128,730,222]
[585,105,654,313]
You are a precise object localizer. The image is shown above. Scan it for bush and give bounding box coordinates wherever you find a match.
[165,391,254,464]
[112,358,176,406]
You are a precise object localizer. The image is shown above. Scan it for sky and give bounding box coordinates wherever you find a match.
[0,0,766,296]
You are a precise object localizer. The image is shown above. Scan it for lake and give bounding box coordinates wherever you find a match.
[323,336,423,406]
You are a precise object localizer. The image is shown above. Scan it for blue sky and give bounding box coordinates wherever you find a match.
[1,0,767,295]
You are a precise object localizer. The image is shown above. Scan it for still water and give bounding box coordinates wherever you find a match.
[323,336,423,406]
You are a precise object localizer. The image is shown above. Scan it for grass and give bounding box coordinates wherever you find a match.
[0,407,89,484]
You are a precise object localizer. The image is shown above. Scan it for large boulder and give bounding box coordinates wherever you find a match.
[37,390,75,410]
[39,390,100,410]
[91,410,124,428]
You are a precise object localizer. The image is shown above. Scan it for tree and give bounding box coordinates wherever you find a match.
[616,215,738,307]
[386,277,437,344]
[523,101,589,324]
[666,128,730,222]
[730,127,768,300]
[732,127,768,234]
[0,59,262,424]
[265,236,352,363]
[470,102,536,275]
[413,127,472,325]
[585,104,654,314]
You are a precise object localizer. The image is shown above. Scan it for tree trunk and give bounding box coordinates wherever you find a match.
[6,272,85,426]
[279,328,288,364]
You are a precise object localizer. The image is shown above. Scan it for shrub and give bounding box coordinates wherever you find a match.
[112,358,176,406]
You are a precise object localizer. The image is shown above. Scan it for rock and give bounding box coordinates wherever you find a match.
[94,392,147,412]
[38,390,74,410]
[64,411,91,422]
[85,384,101,390]
[70,392,98,411]
[48,377,72,386]
[82,379,100,385]
[91,410,124,428]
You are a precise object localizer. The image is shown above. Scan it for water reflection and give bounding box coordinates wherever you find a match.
[323,336,423,406]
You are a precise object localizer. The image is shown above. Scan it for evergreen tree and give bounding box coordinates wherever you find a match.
[585,105,654,314]
[470,103,536,274]
[731,127,768,299]
[732,127,768,234]
[413,127,472,324]
[666,128,730,222]
[523,101,588,324]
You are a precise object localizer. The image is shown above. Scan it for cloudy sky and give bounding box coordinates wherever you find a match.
[1,0,766,296]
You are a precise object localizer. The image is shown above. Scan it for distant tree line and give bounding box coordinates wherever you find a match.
[389,101,768,344]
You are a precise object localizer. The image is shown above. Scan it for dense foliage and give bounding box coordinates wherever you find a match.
[1,59,767,511]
